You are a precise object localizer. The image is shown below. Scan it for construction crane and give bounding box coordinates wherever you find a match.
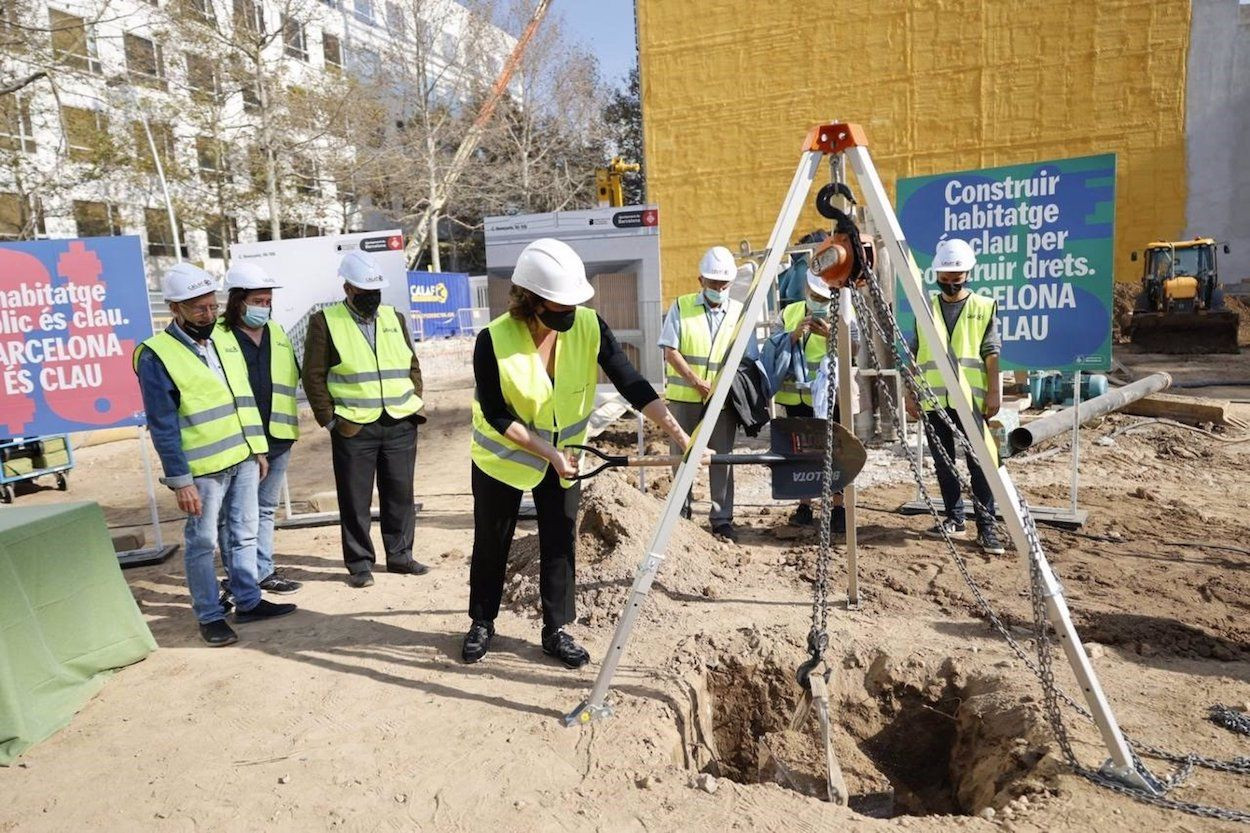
[594,157,640,207]
[403,0,553,270]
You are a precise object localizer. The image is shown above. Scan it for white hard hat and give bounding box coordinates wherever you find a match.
[338,250,389,289]
[805,269,834,300]
[162,262,219,302]
[511,238,594,305]
[225,261,281,291]
[933,238,977,273]
[698,246,737,282]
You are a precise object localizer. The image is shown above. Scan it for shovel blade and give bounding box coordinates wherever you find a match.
[769,417,867,500]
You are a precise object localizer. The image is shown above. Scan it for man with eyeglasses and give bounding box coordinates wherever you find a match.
[134,263,297,647]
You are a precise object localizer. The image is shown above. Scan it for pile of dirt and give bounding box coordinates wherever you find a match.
[1112,281,1139,343]
[502,469,738,626]
[1223,294,1250,345]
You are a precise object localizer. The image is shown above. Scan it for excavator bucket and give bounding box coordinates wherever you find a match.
[1129,309,1241,354]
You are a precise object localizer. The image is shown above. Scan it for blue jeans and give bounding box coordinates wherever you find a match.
[186,459,261,623]
[221,445,290,582]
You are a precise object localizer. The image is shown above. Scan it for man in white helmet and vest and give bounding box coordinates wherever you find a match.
[463,237,695,668]
[215,261,303,603]
[905,238,1006,555]
[658,245,749,542]
[302,251,427,587]
[134,263,297,647]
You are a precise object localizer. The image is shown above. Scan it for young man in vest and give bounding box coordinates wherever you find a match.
[905,238,1006,555]
[215,262,302,605]
[773,269,858,531]
[134,263,297,647]
[658,246,745,542]
[302,251,427,587]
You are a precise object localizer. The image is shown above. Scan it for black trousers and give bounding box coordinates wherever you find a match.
[468,463,578,631]
[330,416,418,574]
[923,407,996,528]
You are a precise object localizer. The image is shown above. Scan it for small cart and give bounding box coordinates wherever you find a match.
[0,435,74,504]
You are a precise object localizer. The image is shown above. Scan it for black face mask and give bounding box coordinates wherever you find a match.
[180,318,217,341]
[939,280,966,297]
[538,308,576,332]
[350,290,382,318]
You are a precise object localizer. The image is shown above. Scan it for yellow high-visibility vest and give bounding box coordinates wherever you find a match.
[664,292,742,403]
[324,303,422,423]
[774,301,827,407]
[133,331,268,476]
[470,308,599,490]
[215,320,301,441]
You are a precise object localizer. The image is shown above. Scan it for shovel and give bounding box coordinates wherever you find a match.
[567,417,867,500]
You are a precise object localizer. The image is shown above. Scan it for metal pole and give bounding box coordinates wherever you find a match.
[1070,371,1081,517]
[134,97,181,263]
[635,410,646,492]
[281,474,293,520]
[564,148,826,728]
[846,142,1151,791]
[837,287,859,608]
[1007,373,1172,452]
[137,426,164,549]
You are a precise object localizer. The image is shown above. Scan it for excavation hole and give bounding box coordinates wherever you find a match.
[698,652,1056,818]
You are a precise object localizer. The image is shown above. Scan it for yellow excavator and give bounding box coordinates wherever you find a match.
[595,157,640,207]
[1128,237,1240,353]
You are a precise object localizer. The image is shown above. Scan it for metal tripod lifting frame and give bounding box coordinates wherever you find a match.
[563,122,1150,793]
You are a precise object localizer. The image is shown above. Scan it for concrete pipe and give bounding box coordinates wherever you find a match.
[1008,372,1173,453]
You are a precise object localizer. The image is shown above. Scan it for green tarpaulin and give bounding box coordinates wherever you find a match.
[0,502,156,764]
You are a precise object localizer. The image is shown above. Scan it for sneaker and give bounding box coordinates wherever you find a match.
[259,572,302,594]
[978,526,1007,555]
[385,560,431,576]
[199,619,238,647]
[924,519,967,539]
[711,523,739,543]
[541,628,590,669]
[347,572,375,588]
[790,504,814,526]
[829,505,847,534]
[462,619,494,664]
[234,599,298,623]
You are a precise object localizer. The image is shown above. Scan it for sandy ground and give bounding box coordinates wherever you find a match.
[2,360,1250,832]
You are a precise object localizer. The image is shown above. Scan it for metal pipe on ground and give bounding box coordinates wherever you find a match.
[1008,372,1173,453]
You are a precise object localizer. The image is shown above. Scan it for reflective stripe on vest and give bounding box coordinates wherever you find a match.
[470,308,600,491]
[323,303,423,423]
[665,293,742,403]
[132,332,263,476]
[215,321,302,441]
[774,301,827,407]
[915,292,999,465]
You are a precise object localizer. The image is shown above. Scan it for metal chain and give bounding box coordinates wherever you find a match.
[808,295,841,665]
[846,275,1250,822]
[1210,705,1250,737]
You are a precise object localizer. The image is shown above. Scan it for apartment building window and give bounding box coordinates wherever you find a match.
[323,32,342,70]
[185,53,220,98]
[206,216,238,259]
[49,10,101,74]
[145,208,188,258]
[291,156,319,196]
[242,81,261,112]
[73,201,124,237]
[182,0,215,24]
[351,46,380,78]
[282,15,306,59]
[0,193,45,240]
[0,95,36,153]
[233,0,264,35]
[255,221,321,241]
[61,106,110,162]
[385,2,405,39]
[353,0,374,25]
[196,136,224,174]
[132,121,178,173]
[124,33,165,89]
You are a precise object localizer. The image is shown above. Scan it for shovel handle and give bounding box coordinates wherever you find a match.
[565,445,827,481]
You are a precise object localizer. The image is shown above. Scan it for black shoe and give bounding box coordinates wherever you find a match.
[830,505,847,534]
[680,505,693,521]
[790,504,814,526]
[978,526,1007,555]
[386,560,431,576]
[234,599,298,623]
[199,619,238,647]
[711,523,739,543]
[924,519,967,539]
[259,572,303,594]
[347,572,375,588]
[542,628,590,669]
[462,619,494,664]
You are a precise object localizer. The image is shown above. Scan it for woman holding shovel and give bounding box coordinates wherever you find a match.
[462,238,694,669]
